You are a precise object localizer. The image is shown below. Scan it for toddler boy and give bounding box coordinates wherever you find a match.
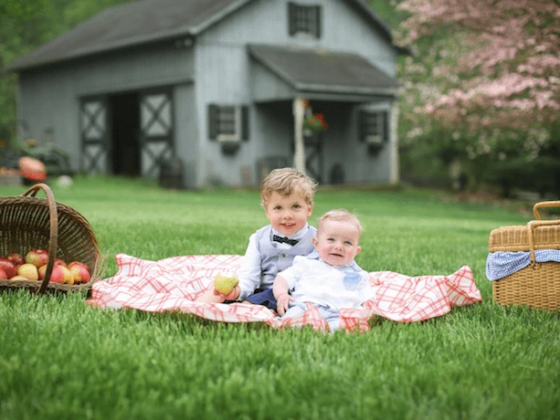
[197,167,317,310]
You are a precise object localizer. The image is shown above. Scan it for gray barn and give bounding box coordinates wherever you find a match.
[7,0,407,188]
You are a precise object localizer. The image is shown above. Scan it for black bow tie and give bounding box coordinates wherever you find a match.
[273,235,299,246]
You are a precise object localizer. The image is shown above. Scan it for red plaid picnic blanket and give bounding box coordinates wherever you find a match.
[87,254,482,333]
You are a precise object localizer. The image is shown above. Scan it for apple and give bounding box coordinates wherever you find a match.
[10,275,29,281]
[25,249,49,267]
[0,258,17,279]
[68,261,90,273]
[38,264,47,280]
[0,268,7,280]
[60,266,74,285]
[69,263,91,284]
[54,258,67,267]
[17,263,39,281]
[6,253,24,267]
[38,264,65,283]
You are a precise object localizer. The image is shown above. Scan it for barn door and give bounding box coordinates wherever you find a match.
[80,97,109,174]
[139,89,174,177]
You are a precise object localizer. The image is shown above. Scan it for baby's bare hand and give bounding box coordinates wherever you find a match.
[276,293,295,316]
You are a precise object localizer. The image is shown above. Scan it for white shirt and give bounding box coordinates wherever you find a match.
[280,256,371,310]
[237,224,312,300]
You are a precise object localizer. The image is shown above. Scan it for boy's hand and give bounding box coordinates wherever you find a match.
[276,293,295,316]
[196,286,225,303]
[214,285,240,302]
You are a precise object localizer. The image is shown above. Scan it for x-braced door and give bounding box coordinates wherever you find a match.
[81,97,109,174]
[140,90,174,177]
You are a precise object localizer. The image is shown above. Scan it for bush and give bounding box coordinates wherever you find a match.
[484,156,560,198]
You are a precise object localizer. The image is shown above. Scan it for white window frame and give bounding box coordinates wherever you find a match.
[289,3,320,38]
[362,111,388,145]
[216,105,242,142]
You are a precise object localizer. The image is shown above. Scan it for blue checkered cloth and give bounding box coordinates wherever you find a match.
[486,250,560,281]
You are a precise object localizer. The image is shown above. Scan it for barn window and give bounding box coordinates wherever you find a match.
[288,2,321,38]
[208,105,249,154]
[359,110,390,156]
[359,110,389,145]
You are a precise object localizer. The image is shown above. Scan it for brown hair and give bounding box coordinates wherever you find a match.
[260,168,317,208]
[318,209,363,234]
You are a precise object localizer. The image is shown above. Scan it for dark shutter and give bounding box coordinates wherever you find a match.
[382,111,390,142]
[315,6,322,39]
[208,104,219,140]
[241,106,250,141]
[358,110,367,142]
[288,2,296,35]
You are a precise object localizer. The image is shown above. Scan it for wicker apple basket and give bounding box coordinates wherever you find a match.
[0,183,101,294]
[489,201,560,311]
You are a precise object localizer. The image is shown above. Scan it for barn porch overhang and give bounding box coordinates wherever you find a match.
[247,44,400,104]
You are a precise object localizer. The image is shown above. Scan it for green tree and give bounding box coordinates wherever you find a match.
[0,0,130,147]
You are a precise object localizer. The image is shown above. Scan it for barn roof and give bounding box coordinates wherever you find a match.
[6,0,253,72]
[248,44,399,99]
[6,0,401,72]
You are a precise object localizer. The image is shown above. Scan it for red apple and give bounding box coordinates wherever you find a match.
[17,263,39,281]
[69,263,91,284]
[39,264,65,284]
[25,249,49,267]
[6,253,24,267]
[60,266,74,285]
[54,258,67,267]
[38,264,47,280]
[68,261,90,273]
[0,268,7,280]
[38,264,59,281]
[0,258,17,279]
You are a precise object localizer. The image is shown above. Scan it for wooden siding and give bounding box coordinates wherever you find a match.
[174,83,199,189]
[198,0,398,75]
[17,42,194,174]
[250,60,294,103]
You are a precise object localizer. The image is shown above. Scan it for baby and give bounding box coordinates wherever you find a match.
[272,209,371,331]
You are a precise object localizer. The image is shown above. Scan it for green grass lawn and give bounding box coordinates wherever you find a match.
[1,176,559,419]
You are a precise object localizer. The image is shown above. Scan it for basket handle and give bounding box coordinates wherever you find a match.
[533,201,560,220]
[21,183,58,295]
[526,220,560,265]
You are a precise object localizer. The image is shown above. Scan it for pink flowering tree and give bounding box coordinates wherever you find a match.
[396,0,560,194]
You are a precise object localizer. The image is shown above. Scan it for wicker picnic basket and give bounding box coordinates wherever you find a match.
[0,183,101,294]
[488,201,560,311]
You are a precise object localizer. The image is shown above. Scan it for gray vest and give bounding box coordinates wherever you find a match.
[255,225,317,289]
